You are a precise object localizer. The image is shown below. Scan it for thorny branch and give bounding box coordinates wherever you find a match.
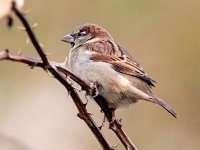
[0,2,137,150]
[12,3,113,150]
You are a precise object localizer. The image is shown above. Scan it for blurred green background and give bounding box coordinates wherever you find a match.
[0,0,200,150]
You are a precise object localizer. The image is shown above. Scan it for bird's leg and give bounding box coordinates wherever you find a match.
[84,81,99,107]
[88,81,99,97]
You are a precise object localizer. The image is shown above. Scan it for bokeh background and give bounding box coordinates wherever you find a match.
[0,0,200,150]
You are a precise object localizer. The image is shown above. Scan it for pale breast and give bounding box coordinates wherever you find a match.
[69,48,119,87]
[68,48,152,109]
[69,48,135,107]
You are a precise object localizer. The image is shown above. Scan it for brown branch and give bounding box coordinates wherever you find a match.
[1,51,113,150]
[0,50,137,150]
[93,95,137,150]
[0,49,137,150]
[10,3,113,150]
[0,2,139,150]
[12,4,49,65]
[0,49,44,68]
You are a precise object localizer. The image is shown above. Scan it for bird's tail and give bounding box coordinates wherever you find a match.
[152,97,177,118]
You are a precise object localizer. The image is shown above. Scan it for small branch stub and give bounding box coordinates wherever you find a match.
[0,3,138,150]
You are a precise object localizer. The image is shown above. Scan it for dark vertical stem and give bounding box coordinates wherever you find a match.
[11,4,113,150]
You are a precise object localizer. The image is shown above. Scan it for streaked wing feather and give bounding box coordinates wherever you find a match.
[85,40,146,73]
[113,63,155,87]
[116,44,146,74]
[90,54,155,87]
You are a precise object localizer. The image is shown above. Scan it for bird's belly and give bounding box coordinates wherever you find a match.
[71,55,138,108]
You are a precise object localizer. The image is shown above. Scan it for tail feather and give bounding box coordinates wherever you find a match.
[153,97,177,118]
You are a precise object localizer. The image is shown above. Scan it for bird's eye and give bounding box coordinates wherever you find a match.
[77,31,87,37]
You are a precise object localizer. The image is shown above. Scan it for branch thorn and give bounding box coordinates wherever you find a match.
[111,141,120,149]
[17,48,22,55]
[18,26,26,31]
[32,22,38,29]
[26,37,30,45]
[23,9,32,15]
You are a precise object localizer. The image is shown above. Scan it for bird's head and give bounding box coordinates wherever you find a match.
[61,23,113,50]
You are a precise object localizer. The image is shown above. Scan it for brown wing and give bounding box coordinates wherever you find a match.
[90,53,155,87]
[84,39,155,86]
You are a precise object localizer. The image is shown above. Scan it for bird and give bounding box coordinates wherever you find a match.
[61,23,177,118]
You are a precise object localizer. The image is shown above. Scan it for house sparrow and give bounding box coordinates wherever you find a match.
[61,23,177,118]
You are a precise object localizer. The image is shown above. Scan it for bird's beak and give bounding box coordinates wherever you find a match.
[61,34,74,43]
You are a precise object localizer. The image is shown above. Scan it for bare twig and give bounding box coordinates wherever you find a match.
[0,50,137,150]
[10,3,113,150]
[0,49,44,68]
[94,96,137,150]
[0,2,138,150]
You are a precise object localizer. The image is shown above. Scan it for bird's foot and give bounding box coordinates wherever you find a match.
[87,81,99,97]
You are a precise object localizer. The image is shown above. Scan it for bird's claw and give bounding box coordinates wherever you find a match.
[87,81,99,97]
